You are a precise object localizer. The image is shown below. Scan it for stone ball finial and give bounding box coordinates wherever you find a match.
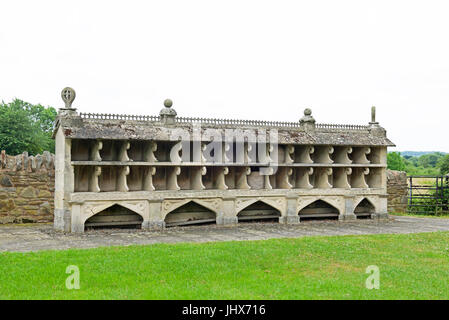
[300,107,315,125]
[61,87,76,109]
[160,98,177,118]
[164,99,173,108]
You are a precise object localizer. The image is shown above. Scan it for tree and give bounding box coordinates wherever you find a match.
[0,99,57,155]
[418,153,443,168]
[438,155,449,175]
[387,152,406,171]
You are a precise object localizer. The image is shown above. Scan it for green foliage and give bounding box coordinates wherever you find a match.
[388,151,447,176]
[387,152,406,171]
[0,99,57,155]
[438,155,449,175]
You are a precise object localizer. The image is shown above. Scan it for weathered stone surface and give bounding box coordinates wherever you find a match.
[0,151,55,224]
[57,118,395,146]
[38,190,52,198]
[386,170,408,213]
[0,199,15,211]
[0,175,13,187]
[20,186,38,198]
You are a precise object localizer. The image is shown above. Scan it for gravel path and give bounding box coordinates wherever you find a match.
[1,216,449,252]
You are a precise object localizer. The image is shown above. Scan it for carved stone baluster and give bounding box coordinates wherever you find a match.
[333,167,351,189]
[258,143,273,164]
[263,167,274,190]
[267,144,274,163]
[166,166,181,190]
[201,143,207,163]
[191,166,206,190]
[90,140,103,161]
[352,147,371,164]
[169,142,183,163]
[88,166,101,192]
[143,167,156,191]
[214,167,229,190]
[236,167,251,189]
[223,142,231,163]
[116,166,130,192]
[295,167,314,189]
[143,141,158,162]
[333,146,352,164]
[246,142,256,164]
[365,148,371,163]
[315,167,333,189]
[351,167,369,188]
[118,141,131,162]
[285,145,294,164]
[296,146,314,163]
[192,142,206,163]
[314,146,334,164]
[276,167,293,189]
[328,147,334,164]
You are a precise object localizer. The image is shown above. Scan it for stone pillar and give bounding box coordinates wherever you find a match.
[217,197,238,225]
[70,202,84,233]
[376,195,389,219]
[340,196,357,221]
[54,87,78,232]
[54,126,74,232]
[280,194,300,224]
[145,200,165,230]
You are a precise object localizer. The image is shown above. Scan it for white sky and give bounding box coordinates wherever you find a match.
[1,0,448,152]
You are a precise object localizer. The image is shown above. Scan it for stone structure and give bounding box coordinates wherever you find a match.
[386,170,408,213]
[53,87,395,232]
[0,151,55,223]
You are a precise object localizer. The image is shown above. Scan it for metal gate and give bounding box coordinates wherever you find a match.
[407,175,449,215]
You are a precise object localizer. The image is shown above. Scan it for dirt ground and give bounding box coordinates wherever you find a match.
[1,216,449,252]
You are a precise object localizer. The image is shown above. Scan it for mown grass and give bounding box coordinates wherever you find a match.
[1,232,449,300]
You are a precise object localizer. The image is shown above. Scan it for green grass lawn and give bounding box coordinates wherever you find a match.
[390,212,449,219]
[1,232,449,299]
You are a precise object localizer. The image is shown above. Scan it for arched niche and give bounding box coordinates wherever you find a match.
[354,198,375,219]
[237,201,281,223]
[164,201,216,227]
[84,204,143,230]
[298,200,339,220]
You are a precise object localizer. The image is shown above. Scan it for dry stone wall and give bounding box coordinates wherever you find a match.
[0,151,55,223]
[386,169,408,213]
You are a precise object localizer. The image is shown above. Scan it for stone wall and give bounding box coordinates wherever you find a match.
[0,151,55,224]
[386,169,408,213]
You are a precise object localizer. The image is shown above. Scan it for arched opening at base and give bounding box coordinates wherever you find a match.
[85,204,143,230]
[298,200,339,221]
[354,198,375,219]
[237,201,281,223]
[164,201,216,227]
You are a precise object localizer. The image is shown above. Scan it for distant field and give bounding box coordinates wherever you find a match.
[409,177,436,186]
[1,232,449,300]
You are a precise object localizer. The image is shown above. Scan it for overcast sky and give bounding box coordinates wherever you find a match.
[1,1,448,152]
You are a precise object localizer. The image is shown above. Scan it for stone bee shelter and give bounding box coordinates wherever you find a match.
[53,88,395,232]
